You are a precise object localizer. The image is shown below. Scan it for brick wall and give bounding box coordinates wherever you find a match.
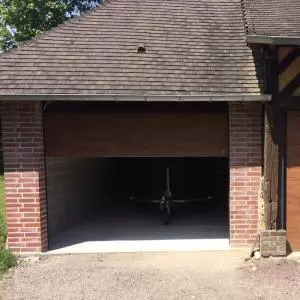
[1,101,47,253]
[229,102,262,246]
[46,157,114,242]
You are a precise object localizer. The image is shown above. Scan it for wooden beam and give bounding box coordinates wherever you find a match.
[264,103,279,229]
[279,96,300,109]
[263,47,283,230]
[278,48,300,74]
[281,74,300,96]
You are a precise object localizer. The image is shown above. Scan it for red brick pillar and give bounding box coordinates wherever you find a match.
[229,102,262,246]
[1,101,48,253]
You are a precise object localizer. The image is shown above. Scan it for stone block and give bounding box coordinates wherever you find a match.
[260,230,287,257]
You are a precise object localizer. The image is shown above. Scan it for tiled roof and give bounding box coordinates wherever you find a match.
[0,0,263,96]
[242,0,300,37]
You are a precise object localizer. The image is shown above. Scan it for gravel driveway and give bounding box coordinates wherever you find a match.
[1,251,300,300]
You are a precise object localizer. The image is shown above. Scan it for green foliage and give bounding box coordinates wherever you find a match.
[0,22,15,51]
[0,248,17,274]
[0,175,16,275]
[0,0,68,46]
[0,0,102,51]
[65,1,101,16]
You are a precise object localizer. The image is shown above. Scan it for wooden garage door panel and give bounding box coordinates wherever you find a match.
[287,111,300,250]
[45,112,228,157]
[287,166,300,181]
[287,180,300,249]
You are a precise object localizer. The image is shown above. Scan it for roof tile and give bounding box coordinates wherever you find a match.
[0,0,263,96]
[242,0,300,37]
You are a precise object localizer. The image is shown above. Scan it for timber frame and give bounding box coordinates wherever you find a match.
[263,46,281,230]
[262,45,300,231]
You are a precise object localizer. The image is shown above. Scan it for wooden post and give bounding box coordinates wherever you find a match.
[264,102,280,230]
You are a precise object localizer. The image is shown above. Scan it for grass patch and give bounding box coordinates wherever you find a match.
[0,248,17,274]
[0,175,17,274]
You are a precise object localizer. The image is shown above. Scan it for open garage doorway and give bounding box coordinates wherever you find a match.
[44,102,229,253]
[46,156,229,253]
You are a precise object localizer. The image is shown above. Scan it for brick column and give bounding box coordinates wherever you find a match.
[1,101,48,253]
[229,102,262,246]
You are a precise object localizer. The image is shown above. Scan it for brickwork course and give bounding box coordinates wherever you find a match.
[260,230,287,257]
[1,102,48,253]
[229,102,262,246]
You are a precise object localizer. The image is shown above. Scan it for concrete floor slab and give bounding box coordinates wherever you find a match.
[48,202,229,254]
[47,239,230,254]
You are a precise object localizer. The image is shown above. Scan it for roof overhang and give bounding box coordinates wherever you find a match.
[0,94,272,102]
[246,35,300,46]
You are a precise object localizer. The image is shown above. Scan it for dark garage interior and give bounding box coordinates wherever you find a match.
[44,102,230,252]
[46,157,229,251]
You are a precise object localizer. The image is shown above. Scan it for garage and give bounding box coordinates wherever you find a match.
[44,101,229,253]
[287,111,300,250]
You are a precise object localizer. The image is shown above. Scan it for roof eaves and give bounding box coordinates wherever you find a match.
[0,94,272,102]
[246,35,300,46]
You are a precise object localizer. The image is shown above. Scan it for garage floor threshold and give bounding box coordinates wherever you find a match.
[46,239,230,255]
[47,205,229,254]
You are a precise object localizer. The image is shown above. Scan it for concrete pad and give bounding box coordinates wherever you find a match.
[46,238,230,255]
[48,202,229,254]
[287,252,300,260]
